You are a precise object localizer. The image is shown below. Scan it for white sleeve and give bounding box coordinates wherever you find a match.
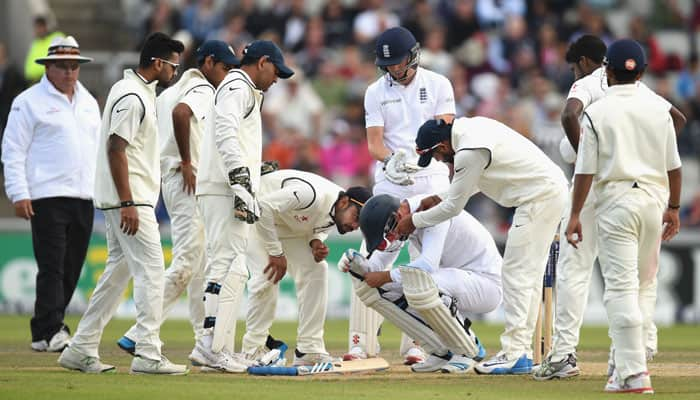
[1,97,34,202]
[364,86,384,128]
[434,75,456,116]
[368,247,401,273]
[665,116,682,171]
[109,95,143,144]
[256,181,316,256]
[412,149,489,228]
[180,84,214,121]
[575,112,599,175]
[638,81,672,111]
[566,78,594,109]
[390,221,448,284]
[214,80,252,173]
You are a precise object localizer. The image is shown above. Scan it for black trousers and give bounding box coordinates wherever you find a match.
[29,197,93,342]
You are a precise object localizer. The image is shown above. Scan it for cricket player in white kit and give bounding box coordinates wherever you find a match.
[565,39,682,394]
[58,33,187,374]
[343,194,502,373]
[396,117,568,375]
[117,41,238,357]
[346,26,456,364]
[242,169,372,365]
[191,40,293,373]
[536,35,687,380]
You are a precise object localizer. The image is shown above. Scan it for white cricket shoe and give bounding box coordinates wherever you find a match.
[292,349,339,366]
[33,326,71,352]
[188,346,208,367]
[342,346,368,361]
[403,346,425,365]
[441,354,475,374]
[58,346,115,374]
[605,371,654,394]
[411,353,451,373]
[131,355,189,375]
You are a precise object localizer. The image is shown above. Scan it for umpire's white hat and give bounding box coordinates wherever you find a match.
[35,36,92,65]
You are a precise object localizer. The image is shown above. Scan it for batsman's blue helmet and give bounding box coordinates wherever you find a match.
[375,27,420,69]
[359,194,402,253]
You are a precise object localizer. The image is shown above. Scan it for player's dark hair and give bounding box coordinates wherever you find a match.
[607,66,640,84]
[565,35,607,64]
[139,32,185,68]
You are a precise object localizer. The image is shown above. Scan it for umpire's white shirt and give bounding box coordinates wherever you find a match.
[370,195,502,284]
[256,170,342,256]
[2,75,100,202]
[414,117,568,229]
[94,69,159,208]
[364,67,456,183]
[197,69,263,196]
[577,84,682,211]
[157,68,214,175]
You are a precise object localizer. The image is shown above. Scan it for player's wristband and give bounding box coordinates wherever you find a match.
[120,200,135,208]
[668,204,680,210]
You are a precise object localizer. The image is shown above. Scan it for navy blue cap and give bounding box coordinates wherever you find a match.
[415,119,452,167]
[241,40,294,79]
[606,39,646,74]
[196,40,240,66]
[375,27,418,67]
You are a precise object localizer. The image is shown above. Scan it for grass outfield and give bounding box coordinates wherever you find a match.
[1,315,699,399]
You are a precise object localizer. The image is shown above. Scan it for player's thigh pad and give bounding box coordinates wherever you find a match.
[400,266,478,357]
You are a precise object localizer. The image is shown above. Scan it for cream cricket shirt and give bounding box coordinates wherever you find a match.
[2,75,100,202]
[373,195,502,285]
[157,68,214,175]
[256,170,342,256]
[413,117,568,228]
[567,67,672,110]
[364,66,455,183]
[94,69,160,208]
[197,69,264,196]
[576,84,681,211]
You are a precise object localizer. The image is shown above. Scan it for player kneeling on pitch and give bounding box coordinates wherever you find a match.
[341,194,502,373]
[239,169,372,367]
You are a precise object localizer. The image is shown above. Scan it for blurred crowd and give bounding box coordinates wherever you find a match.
[2,0,700,232]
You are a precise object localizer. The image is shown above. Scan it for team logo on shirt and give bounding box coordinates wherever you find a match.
[294,215,309,223]
[419,87,427,103]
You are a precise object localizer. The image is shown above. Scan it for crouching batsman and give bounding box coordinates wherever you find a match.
[341,194,503,373]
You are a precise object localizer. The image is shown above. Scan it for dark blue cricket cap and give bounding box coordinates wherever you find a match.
[241,40,294,79]
[196,40,240,66]
[415,119,452,167]
[606,39,646,74]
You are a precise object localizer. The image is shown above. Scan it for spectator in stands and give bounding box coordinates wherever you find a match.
[321,0,355,47]
[24,16,64,83]
[206,11,253,47]
[629,15,667,74]
[181,0,223,44]
[280,0,309,52]
[444,0,480,51]
[677,53,700,101]
[421,27,453,76]
[295,16,332,79]
[475,0,526,29]
[263,69,324,142]
[141,0,182,45]
[2,36,100,353]
[0,42,27,132]
[353,0,399,45]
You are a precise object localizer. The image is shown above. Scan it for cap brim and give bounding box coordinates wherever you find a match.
[35,55,93,65]
[219,55,240,66]
[275,63,294,79]
[417,152,432,167]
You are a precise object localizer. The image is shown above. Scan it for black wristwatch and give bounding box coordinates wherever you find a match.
[120,200,135,208]
[668,204,680,210]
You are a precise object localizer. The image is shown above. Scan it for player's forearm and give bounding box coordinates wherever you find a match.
[257,202,284,256]
[107,136,133,202]
[670,106,687,136]
[667,167,682,208]
[172,103,193,163]
[366,127,391,161]
[561,112,581,151]
[570,174,593,216]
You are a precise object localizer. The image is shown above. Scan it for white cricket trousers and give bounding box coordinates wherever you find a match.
[243,234,329,354]
[500,190,567,359]
[597,189,662,380]
[70,207,164,361]
[125,171,206,342]
[349,174,451,354]
[552,187,658,359]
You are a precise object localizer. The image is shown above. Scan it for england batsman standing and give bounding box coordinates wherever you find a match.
[192,40,293,373]
[117,40,238,357]
[565,39,682,394]
[345,26,456,364]
[535,35,686,380]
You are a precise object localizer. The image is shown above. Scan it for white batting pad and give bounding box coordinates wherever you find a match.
[212,272,247,353]
[354,279,448,356]
[400,266,479,358]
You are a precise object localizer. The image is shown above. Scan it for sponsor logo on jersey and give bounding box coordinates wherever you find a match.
[380,98,401,106]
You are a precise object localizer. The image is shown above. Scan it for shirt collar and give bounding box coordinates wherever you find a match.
[606,83,638,95]
[124,69,158,91]
[40,74,80,100]
[230,68,258,90]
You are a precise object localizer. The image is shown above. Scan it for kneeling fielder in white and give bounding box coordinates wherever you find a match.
[344,194,502,373]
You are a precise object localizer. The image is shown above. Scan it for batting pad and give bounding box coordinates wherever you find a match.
[212,272,247,353]
[400,267,479,358]
[355,279,448,356]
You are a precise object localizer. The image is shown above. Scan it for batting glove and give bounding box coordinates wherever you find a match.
[343,249,370,278]
[383,149,420,186]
